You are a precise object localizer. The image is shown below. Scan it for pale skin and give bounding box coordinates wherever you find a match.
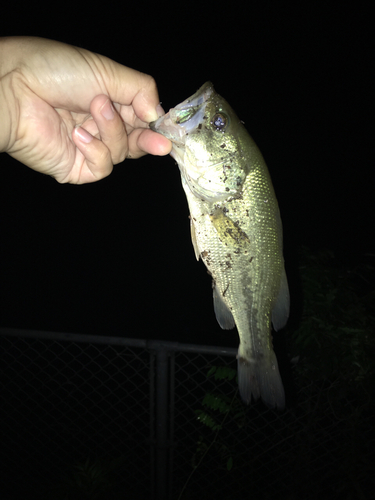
[0,36,172,183]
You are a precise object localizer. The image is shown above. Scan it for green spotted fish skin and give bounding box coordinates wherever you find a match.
[150,82,289,409]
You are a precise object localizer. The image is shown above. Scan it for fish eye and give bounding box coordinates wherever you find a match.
[212,113,228,131]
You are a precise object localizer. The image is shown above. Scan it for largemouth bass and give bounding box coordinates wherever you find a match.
[150,82,289,409]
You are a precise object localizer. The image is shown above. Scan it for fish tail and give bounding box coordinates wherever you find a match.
[237,352,285,410]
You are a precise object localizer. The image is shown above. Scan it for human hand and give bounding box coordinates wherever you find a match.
[0,37,172,183]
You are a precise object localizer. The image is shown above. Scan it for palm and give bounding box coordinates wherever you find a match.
[20,92,92,181]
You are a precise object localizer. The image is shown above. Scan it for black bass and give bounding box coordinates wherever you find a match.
[150,82,289,409]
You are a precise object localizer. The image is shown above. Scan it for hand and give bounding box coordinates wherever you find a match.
[0,37,172,183]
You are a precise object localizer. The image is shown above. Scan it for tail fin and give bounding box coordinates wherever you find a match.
[237,353,285,410]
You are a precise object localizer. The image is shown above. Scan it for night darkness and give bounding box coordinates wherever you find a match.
[1,4,373,347]
[1,5,375,500]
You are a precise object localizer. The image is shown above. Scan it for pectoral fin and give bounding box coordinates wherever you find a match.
[189,215,200,261]
[213,282,236,330]
[271,268,290,331]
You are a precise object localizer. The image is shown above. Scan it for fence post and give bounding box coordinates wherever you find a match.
[155,346,169,499]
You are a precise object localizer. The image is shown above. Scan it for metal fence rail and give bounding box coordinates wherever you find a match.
[1,327,374,500]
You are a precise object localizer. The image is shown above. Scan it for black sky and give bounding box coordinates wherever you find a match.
[1,4,373,344]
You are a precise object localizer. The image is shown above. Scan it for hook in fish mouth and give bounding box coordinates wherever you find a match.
[149,82,215,142]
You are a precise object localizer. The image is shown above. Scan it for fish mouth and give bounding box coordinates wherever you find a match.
[149,81,214,145]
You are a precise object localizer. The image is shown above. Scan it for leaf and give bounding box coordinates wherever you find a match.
[214,366,237,380]
[207,366,217,377]
[202,393,231,413]
[195,409,222,430]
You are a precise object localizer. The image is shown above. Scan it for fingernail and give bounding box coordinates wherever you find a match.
[156,103,165,117]
[74,126,93,144]
[100,99,115,121]
[145,104,165,123]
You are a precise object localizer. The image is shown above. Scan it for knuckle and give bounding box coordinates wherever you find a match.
[113,147,127,164]
[88,140,111,167]
[143,74,157,93]
[107,134,128,164]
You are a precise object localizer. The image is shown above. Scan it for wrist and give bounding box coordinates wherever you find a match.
[0,37,20,154]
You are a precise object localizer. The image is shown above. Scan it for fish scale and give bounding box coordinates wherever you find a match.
[150,82,289,409]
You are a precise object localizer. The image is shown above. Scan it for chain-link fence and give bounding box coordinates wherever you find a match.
[1,327,374,500]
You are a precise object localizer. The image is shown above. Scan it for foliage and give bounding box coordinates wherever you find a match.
[184,246,375,499]
[178,367,241,500]
[290,246,375,393]
[51,455,126,500]
[192,366,245,472]
[287,246,375,498]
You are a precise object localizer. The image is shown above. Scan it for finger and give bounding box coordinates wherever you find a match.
[130,76,161,123]
[71,126,113,183]
[126,128,172,159]
[90,94,128,164]
[91,54,162,123]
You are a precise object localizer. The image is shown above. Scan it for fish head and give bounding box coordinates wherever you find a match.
[150,82,249,202]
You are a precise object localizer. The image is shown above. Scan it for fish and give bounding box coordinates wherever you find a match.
[150,82,289,409]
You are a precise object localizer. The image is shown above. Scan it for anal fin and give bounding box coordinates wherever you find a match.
[271,268,290,331]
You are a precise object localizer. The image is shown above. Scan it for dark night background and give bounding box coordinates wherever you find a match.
[1,4,373,346]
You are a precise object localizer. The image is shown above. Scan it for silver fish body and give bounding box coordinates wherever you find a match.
[150,82,289,409]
